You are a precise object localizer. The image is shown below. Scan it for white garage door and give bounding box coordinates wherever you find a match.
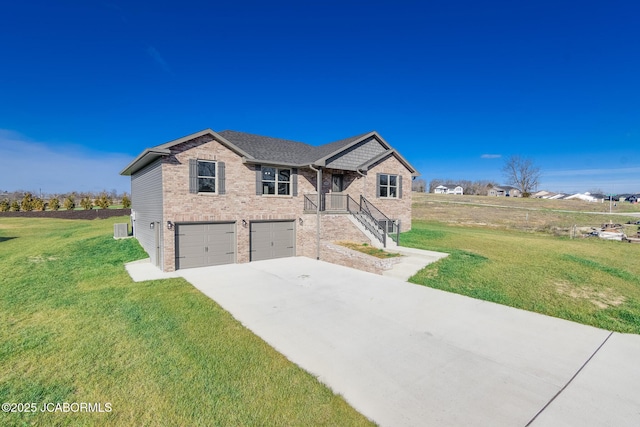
[250,221,295,261]
[176,222,236,270]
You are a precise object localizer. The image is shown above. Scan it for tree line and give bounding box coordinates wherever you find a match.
[412,156,541,197]
[0,191,131,212]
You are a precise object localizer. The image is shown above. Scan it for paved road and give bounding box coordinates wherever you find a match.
[176,257,640,427]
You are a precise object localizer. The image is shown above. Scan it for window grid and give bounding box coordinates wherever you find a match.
[197,160,216,193]
[262,167,291,195]
[379,173,398,198]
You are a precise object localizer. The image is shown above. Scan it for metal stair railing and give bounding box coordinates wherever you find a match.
[347,195,385,246]
[303,194,318,212]
[360,196,401,246]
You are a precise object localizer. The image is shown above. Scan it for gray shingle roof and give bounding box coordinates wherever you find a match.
[218,130,376,165]
[217,130,316,164]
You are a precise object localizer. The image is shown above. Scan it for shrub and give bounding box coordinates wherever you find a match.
[21,193,34,211]
[63,196,76,211]
[0,199,9,212]
[80,197,93,210]
[32,198,46,211]
[10,201,20,212]
[49,197,60,211]
[122,194,131,209]
[95,193,111,209]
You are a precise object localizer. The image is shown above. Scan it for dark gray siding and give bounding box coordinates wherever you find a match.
[325,137,386,170]
[131,159,163,268]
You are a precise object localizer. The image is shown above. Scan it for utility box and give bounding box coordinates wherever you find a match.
[114,223,129,239]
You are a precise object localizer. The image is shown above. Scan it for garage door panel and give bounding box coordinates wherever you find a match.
[176,222,236,270]
[178,246,206,257]
[272,246,294,258]
[179,255,207,270]
[250,221,295,261]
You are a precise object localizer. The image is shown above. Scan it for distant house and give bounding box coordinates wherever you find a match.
[547,193,567,200]
[565,193,598,202]
[434,185,464,195]
[488,186,521,197]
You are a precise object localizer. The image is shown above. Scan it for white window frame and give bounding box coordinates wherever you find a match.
[378,173,399,198]
[261,166,291,196]
[197,160,217,193]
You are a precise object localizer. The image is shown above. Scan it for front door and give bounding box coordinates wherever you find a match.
[332,174,344,192]
[329,174,345,210]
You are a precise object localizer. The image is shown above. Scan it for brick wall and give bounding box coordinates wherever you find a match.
[319,156,412,231]
[161,135,317,271]
[319,242,402,275]
[156,134,413,271]
[367,155,413,231]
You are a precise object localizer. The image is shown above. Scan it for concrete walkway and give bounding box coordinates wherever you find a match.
[125,257,640,426]
[383,246,449,281]
[125,258,179,282]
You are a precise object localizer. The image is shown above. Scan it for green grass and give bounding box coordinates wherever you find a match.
[0,217,372,426]
[403,221,640,334]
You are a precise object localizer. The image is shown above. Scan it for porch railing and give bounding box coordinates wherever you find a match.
[304,193,400,247]
[304,193,352,213]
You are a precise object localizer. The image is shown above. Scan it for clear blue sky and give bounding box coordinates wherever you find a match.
[1,0,639,195]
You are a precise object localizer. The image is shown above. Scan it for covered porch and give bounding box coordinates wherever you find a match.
[303,192,401,248]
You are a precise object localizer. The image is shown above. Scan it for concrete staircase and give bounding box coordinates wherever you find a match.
[348,214,398,249]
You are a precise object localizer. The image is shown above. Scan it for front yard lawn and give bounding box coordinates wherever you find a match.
[403,221,640,334]
[0,217,372,426]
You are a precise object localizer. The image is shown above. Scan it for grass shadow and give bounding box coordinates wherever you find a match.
[0,236,17,243]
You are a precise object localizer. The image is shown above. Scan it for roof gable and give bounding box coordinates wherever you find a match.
[120,129,252,175]
[324,136,387,170]
[311,131,376,162]
[121,128,418,176]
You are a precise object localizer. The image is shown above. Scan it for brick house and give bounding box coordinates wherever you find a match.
[488,185,521,197]
[120,129,418,272]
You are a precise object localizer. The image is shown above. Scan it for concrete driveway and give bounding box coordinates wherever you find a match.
[174,257,640,427]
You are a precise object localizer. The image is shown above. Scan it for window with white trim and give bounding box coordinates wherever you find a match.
[262,167,291,195]
[197,160,217,193]
[378,173,398,198]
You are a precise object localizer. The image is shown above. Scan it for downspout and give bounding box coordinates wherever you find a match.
[309,164,322,260]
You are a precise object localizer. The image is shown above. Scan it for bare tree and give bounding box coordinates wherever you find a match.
[412,179,427,192]
[502,155,540,197]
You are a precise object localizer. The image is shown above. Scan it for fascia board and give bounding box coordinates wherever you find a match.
[120,148,170,176]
